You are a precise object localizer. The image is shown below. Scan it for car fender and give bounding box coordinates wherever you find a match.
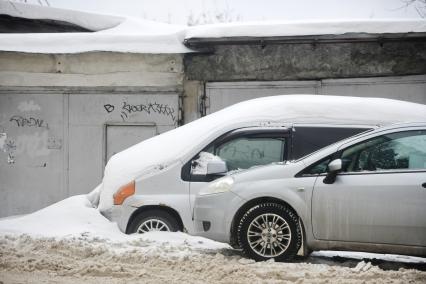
[228,178,310,235]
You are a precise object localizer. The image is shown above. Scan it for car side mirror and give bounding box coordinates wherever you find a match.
[206,160,228,175]
[323,159,342,184]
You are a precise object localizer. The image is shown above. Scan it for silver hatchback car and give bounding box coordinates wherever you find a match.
[194,122,426,261]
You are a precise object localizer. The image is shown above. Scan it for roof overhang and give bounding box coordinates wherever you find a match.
[184,32,426,49]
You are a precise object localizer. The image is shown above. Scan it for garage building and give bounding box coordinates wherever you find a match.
[0,2,425,217]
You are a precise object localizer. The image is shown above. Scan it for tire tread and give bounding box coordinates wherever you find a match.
[237,202,301,261]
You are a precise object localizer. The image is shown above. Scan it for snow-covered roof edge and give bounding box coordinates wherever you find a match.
[0,0,192,54]
[0,0,123,31]
[1,1,426,54]
[185,19,426,41]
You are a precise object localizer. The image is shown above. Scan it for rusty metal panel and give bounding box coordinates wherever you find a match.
[68,93,179,196]
[0,93,65,217]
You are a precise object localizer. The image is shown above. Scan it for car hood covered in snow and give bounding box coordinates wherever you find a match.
[98,95,426,211]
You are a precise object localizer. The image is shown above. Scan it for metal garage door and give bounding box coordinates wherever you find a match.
[322,76,426,104]
[205,75,426,114]
[68,93,179,196]
[105,123,157,163]
[0,93,66,217]
[0,90,179,217]
[205,81,319,114]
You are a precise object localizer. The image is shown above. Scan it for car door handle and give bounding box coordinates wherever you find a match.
[423,183,426,188]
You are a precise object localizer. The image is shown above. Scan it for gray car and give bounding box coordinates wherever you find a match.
[193,122,426,261]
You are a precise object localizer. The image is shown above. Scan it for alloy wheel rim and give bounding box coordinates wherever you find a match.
[247,213,291,257]
[137,219,171,233]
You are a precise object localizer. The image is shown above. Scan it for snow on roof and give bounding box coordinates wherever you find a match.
[99,95,426,211]
[0,1,191,53]
[185,19,426,40]
[1,1,426,54]
[1,0,122,31]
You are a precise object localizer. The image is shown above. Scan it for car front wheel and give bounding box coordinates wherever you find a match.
[127,209,180,234]
[237,203,301,261]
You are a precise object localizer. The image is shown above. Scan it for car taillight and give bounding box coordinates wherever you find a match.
[113,180,135,205]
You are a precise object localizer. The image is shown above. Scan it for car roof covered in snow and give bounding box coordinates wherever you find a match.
[98,95,426,211]
[1,1,426,54]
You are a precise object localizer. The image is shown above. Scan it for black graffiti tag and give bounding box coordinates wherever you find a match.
[121,102,176,121]
[104,104,115,113]
[103,101,176,123]
[10,115,48,128]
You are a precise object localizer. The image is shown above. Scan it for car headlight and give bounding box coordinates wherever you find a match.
[199,176,234,196]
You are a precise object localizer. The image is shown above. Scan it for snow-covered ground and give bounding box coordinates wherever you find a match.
[0,195,425,283]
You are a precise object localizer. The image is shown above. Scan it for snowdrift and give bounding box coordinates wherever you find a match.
[0,194,229,250]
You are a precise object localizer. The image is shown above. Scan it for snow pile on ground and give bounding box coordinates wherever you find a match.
[0,194,425,283]
[314,250,426,264]
[99,95,426,212]
[0,195,124,240]
[1,234,425,283]
[0,194,227,250]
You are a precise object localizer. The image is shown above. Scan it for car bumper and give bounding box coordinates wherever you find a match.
[101,204,137,233]
[193,191,243,243]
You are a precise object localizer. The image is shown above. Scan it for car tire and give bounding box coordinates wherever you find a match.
[237,203,301,262]
[127,209,181,234]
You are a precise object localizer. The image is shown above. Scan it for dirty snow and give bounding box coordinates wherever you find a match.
[0,194,425,283]
[0,194,226,250]
[99,95,426,212]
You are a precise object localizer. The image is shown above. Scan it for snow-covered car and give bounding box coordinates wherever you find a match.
[193,122,426,261]
[97,95,426,236]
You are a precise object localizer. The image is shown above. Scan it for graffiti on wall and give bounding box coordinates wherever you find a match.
[1,131,51,164]
[103,101,177,123]
[1,113,52,165]
[9,115,49,129]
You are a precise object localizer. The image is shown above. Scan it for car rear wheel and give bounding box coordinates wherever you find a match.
[237,203,301,261]
[127,209,180,234]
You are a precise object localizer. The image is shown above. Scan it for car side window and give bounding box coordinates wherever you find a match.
[215,137,285,171]
[191,136,286,175]
[291,126,368,159]
[299,156,333,176]
[341,130,426,172]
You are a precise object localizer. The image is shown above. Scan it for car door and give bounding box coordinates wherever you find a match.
[312,128,426,246]
[186,129,290,219]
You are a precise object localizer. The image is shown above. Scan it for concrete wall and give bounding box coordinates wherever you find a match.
[184,39,426,81]
[183,38,426,120]
[0,51,183,217]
